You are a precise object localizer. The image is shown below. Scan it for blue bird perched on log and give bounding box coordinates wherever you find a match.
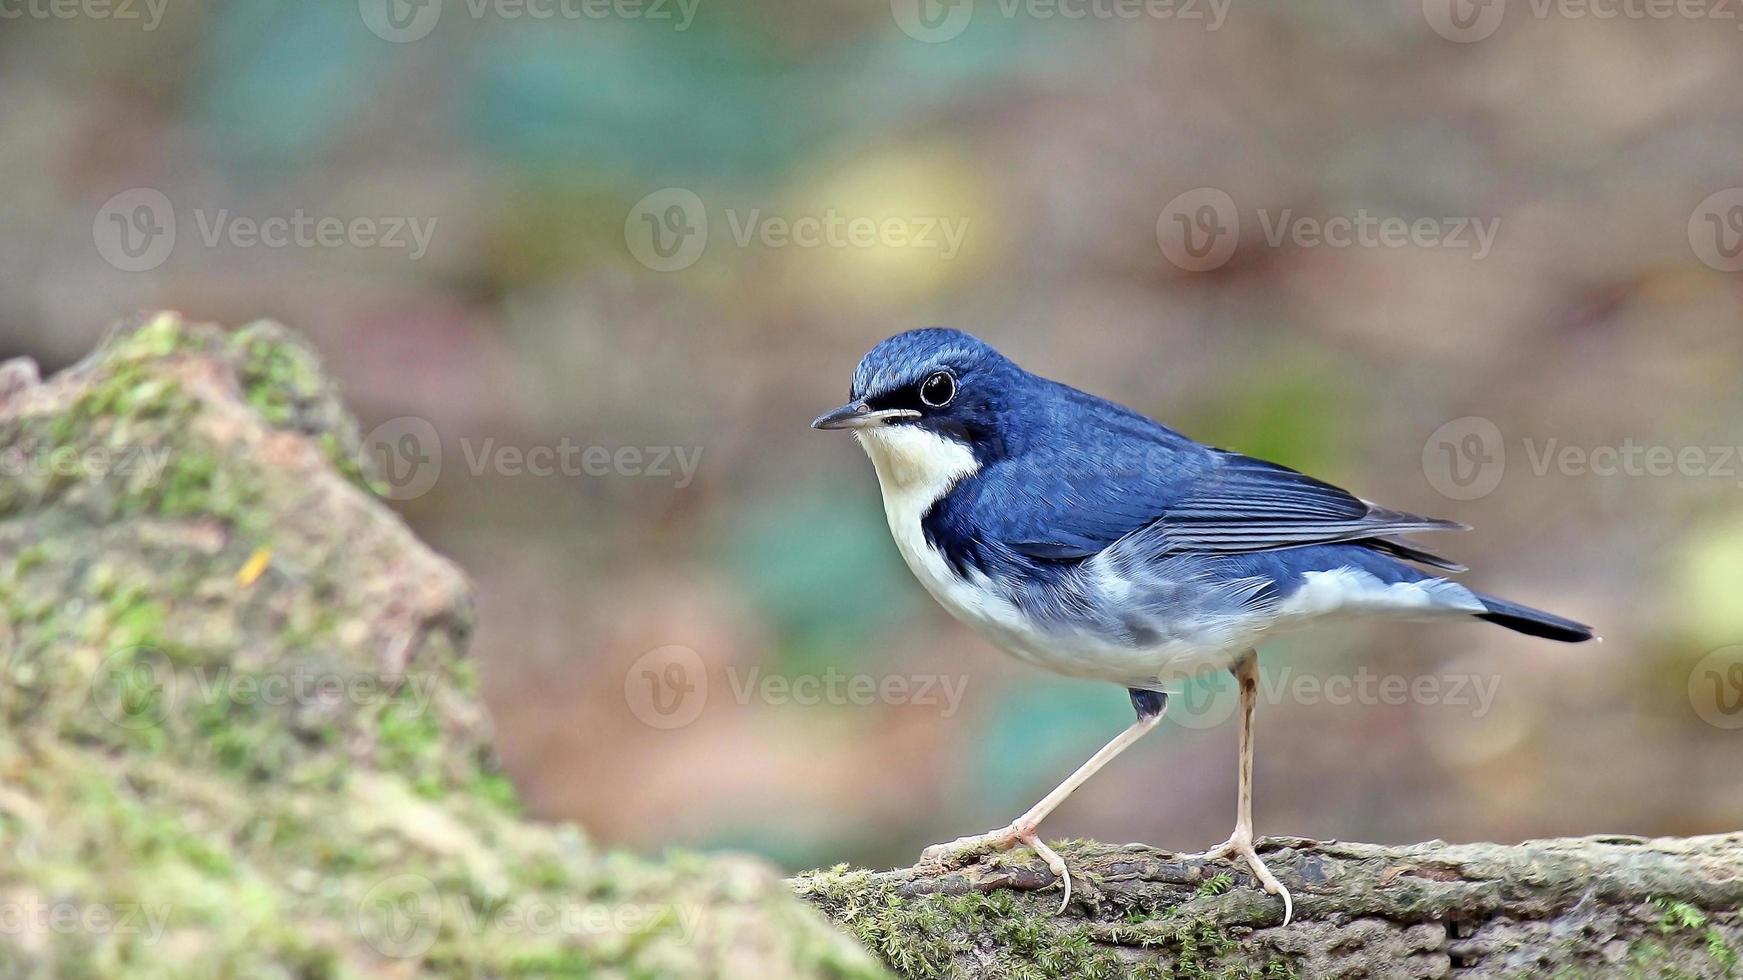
[812,328,1595,924]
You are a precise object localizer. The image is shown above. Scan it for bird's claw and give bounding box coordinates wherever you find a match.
[1194,832,1294,927]
[917,825,1072,913]
[1017,831,1071,914]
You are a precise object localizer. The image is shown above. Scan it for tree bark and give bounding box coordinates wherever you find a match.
[794,834,1743,978]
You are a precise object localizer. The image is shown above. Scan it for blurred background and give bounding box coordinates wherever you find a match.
[2,0,1741,876]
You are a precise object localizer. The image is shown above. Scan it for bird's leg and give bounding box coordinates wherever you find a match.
[1196,649,1294,925]
[918,691,1167,913]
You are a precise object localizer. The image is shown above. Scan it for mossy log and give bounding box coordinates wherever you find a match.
[795,830,1743,977]
[0,313,883,979]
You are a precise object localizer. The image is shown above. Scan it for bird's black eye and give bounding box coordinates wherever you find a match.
[919,370,955,408]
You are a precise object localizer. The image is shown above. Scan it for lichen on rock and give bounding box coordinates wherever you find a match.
[0,312,884,979]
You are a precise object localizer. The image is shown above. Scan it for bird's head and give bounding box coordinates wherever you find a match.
[812,328,1021,491]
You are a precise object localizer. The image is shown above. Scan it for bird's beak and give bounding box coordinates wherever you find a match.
[811,401,921,430]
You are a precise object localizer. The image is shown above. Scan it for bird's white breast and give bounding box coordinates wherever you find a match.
[852,424,1244,686]
[852,425,1035,647]
[853,425,984,599]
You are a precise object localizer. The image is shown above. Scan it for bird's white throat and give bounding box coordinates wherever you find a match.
[853,424,978,514]
[852,423,1043,653]
[853,424,979,602]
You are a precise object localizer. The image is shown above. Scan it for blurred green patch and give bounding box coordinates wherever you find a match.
[723,481,919,673]
[968,680,1125,813]
[196,1,381,167]
[1183,351,1368,480]
[1670,516,1743,648]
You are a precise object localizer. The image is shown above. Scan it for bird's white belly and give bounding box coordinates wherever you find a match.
[899,529,1257,689]
[855,424,1260,689]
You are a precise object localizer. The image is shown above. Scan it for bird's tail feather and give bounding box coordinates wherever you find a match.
[1471,591,1595,643]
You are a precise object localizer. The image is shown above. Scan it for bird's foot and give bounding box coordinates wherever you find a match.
[1194,830,1293,926]
[917,824,1073,914]
[917,823,1027,870]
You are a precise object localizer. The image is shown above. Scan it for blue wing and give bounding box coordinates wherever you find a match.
[927,381,1463,569]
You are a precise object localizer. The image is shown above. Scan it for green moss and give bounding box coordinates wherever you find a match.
[796,860,1293,980]
[228,324,326,425]
[470,770,523,814]
[227,322,373,489]
[0,314,885,980]
[1656,898,1711,933]
[1647,897,1741,976]
[374,695,449,796]
[12,544,49,576]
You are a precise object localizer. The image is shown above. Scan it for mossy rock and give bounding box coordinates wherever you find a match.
[0,312,884,980]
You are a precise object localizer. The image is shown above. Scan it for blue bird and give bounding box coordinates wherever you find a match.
[812,328,1594,923]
